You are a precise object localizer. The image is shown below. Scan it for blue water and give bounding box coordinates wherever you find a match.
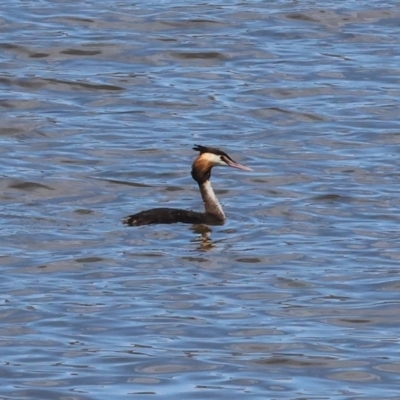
[1,1,400,399]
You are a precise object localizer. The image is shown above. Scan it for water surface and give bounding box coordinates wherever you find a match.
[1,1,400,399]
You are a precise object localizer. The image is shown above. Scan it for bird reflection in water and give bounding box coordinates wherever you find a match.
[190,224,214,250]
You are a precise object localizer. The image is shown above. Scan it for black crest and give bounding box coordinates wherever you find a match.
[193,145,232,160]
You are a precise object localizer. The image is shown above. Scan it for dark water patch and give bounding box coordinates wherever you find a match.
[8,181,55,191]
[311,194,354,203]
[3,77,124,92]
[284,13,321,23]
[74,209,94,215]
[97,178,151,188]
[75,257,104,263]
[29,52,50,58]
[0,126,25,136]
[60,48,102,56]
[43,78,124,92]
[248,107,326,122]
[235,257,261,263]
[51,16,95,24]
[171,51,227,61]
[254,355,342,368]
[158,18,226,29]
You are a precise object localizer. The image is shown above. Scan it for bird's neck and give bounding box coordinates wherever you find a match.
[198,180,225,222]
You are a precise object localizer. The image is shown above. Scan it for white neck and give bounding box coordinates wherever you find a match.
[199,180,225,222]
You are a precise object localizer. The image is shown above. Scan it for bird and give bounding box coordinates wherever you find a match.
[123,145,252,226]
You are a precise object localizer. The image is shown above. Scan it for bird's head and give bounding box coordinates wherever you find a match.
[191,145,252,183]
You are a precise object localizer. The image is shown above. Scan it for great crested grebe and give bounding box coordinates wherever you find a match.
[123,145,252,226]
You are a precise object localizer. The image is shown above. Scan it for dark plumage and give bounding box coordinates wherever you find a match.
[123,208,223,226]
[193,144,229,157]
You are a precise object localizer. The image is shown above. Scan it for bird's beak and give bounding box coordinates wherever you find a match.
[225,159,253,171]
